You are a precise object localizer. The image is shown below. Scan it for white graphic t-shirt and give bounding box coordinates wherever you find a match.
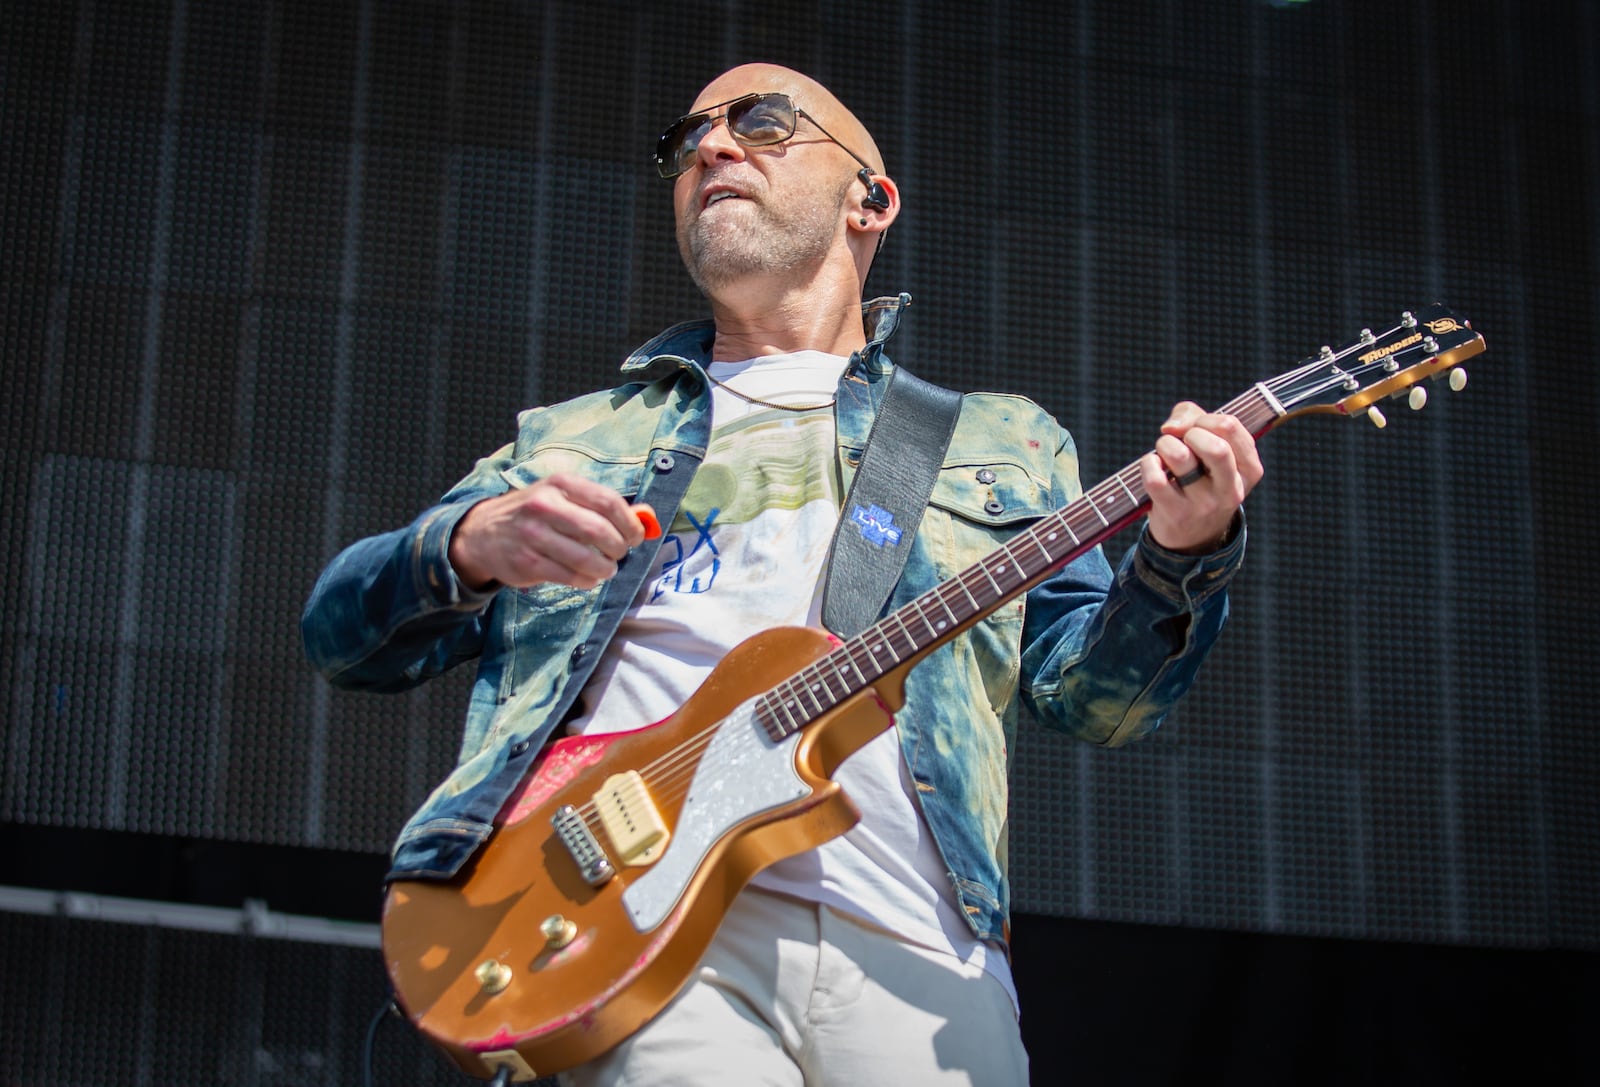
[569,350,1016,1013]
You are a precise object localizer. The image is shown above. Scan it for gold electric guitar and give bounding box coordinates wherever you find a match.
[381,304,1485,1082]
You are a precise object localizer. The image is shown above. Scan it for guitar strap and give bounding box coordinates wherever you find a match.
[821,366,963,638]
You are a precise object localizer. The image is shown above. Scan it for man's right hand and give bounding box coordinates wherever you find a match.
[448,473,655,591]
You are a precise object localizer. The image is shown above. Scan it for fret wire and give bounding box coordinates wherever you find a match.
[753,701,785,742]
[1010,533,1042,571]
[890,611,921,655]
[1115,470,1140,505]
[1063,507,1092,540]
[811,661,846,703]
[979,558,1006,596]
[954,573,982,613]
[911,600,941,641]
[808,657,840,699]
[851,637,889,678]
[868,625,903,664]
[861,638,889,679]
[1088,488,1112,526]
[772,686,803,733]
[1028,527,1056,567]
[797,670,827,715]
[842,647,870,686]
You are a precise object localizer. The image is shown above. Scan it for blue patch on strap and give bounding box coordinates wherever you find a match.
[851,503,903,548]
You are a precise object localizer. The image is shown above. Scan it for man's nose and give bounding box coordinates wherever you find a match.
[695,116,747,168]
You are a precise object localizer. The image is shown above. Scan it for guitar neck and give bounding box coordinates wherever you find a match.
[750,385,1287,741]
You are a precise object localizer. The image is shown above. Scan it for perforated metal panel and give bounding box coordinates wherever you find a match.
[2,0,1596,974]
[0,903,475,1087]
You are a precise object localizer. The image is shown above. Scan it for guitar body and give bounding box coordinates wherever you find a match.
[381,625,901,1081]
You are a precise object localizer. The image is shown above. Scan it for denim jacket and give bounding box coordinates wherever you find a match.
[300,293,1244,947]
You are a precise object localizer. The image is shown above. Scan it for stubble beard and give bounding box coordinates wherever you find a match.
[678,177,851,296]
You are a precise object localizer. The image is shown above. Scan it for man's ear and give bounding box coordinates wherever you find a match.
[854,173,899,231]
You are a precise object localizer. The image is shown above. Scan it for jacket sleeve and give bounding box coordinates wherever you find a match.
[1018,429,1246,747]
[299,448,514,693]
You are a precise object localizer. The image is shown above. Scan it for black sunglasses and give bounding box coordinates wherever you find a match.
[653,92,877,180]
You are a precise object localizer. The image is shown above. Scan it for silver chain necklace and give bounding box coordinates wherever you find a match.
[705,370,836,412]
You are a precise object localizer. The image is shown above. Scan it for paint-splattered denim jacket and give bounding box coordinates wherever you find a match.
[300,293,1245,948]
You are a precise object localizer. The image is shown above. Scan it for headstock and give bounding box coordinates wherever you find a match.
[1265,303,1484,429]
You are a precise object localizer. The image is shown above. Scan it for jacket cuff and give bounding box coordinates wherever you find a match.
[412,500,500,612]
[1130,508,1247,608]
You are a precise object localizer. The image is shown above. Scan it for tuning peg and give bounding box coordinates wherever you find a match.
[1367,406,1387,428]
[1449,368,1468,392]
[1409,386,1427,411]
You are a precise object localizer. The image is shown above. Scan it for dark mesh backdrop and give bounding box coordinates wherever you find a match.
[2,0,1597,1081]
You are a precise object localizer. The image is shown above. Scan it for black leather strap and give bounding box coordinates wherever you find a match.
[821,367,963,638]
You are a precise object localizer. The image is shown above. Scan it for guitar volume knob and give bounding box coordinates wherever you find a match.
[541,914,578,949]
[475,959,513,995]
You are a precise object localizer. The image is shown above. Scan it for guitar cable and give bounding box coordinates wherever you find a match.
[362,994,400,1087]
[362,990,517,1087]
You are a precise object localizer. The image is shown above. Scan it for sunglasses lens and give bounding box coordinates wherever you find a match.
[727,94,796,146]
[655,94,798,178]
[655,115,703,178]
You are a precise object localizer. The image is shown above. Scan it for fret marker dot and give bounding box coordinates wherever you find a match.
[937,620,948,630]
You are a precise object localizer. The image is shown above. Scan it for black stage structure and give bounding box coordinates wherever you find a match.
[3,1,1597,1083]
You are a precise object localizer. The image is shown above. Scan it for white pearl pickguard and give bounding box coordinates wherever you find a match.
[621,699,809,933]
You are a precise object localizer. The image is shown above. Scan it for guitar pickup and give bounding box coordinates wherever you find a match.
[595,771,671,866]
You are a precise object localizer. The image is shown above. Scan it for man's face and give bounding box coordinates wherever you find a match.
[671,78,856,295]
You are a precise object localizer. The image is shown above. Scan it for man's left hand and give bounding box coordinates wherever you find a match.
[1140,401,1263,555]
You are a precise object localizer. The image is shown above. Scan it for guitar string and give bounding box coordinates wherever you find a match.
[564,477,1124,829]
[562,322,1429,832]
[565,368,1320,830]
[567,536,1047,827]
[569,426,1257,826]
[572,352,1428,840]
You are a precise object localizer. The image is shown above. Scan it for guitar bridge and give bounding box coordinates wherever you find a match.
[552,804,615,886]
[595,770,671,866]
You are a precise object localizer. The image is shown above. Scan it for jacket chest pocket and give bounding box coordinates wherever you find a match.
[925,458,1053,571]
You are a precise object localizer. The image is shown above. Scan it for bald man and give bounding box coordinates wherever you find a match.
[303,64,1260,1085]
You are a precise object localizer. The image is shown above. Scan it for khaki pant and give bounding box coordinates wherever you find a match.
[561,886,1029,1087]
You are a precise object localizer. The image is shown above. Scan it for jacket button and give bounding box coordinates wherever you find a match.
[510,740,530,756]
[976,469,996,484]
[570,643,589,667]
[653,452,676,472]
[984,498,1005,515]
